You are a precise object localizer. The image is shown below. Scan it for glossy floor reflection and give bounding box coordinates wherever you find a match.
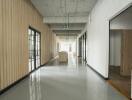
[0,57,127,100]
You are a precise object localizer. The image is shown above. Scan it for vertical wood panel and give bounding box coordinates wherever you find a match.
[121,30,132,76]
[0,0,57,90]
[0,0,3,89]
[3,0,7,88]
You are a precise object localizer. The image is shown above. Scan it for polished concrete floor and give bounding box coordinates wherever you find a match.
[0,56,127,100]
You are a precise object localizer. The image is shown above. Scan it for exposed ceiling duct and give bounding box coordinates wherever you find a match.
[31,0,97,36]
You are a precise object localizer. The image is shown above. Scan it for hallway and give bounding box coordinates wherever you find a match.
[0,57,127,100]
[0,0,132,100]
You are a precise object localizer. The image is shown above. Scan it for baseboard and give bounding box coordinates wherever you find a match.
[40,63,48,67]
[0,57,55,95]
[40,56,57,67]
[86,64,109,80]
[0,73,30,95]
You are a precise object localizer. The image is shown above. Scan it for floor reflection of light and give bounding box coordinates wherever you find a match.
[29,70,42,100]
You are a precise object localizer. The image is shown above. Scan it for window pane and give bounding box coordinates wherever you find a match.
[28,28,41,72]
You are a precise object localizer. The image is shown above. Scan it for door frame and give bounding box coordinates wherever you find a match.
[108,4,132,78]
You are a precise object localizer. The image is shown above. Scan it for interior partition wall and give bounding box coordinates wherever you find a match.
[28,27,41,73]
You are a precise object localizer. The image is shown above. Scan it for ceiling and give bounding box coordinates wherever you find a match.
[110,6,132,30]
[31,0,97,36]
[57,36,77,42]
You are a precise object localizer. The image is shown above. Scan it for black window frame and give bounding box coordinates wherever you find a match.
[28,26,41,72]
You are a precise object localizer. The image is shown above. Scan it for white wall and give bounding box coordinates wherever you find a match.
[110,7,132,29]
[86,0,132,78]
[110,31,121,66]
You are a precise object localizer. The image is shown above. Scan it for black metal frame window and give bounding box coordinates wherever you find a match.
[35,32,40,68]
[28,27,41,72]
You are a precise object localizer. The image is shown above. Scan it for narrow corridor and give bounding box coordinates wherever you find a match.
[0,0,132,100]
[0,56,127,100]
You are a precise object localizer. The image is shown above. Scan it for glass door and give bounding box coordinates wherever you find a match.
[28,27,41,73]
[35,32,40,68]
[28,29,35,72]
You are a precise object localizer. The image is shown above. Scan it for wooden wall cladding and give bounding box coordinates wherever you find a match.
[0,0,56,90]
[0,0,2,90]
[121,30,132,76]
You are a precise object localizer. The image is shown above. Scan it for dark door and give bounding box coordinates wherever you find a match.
[79,37,82,57]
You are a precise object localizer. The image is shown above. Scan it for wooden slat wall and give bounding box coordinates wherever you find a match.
[0,0,56,90]
[0,0,2,90]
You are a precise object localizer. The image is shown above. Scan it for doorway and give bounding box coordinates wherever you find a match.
[28,27,41,73]
[78,37,82,57]
[78,32,87,62]
[109,6,132,99]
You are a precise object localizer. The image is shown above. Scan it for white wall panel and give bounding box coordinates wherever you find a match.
[86,0,132,78]
[110,31,121,66]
